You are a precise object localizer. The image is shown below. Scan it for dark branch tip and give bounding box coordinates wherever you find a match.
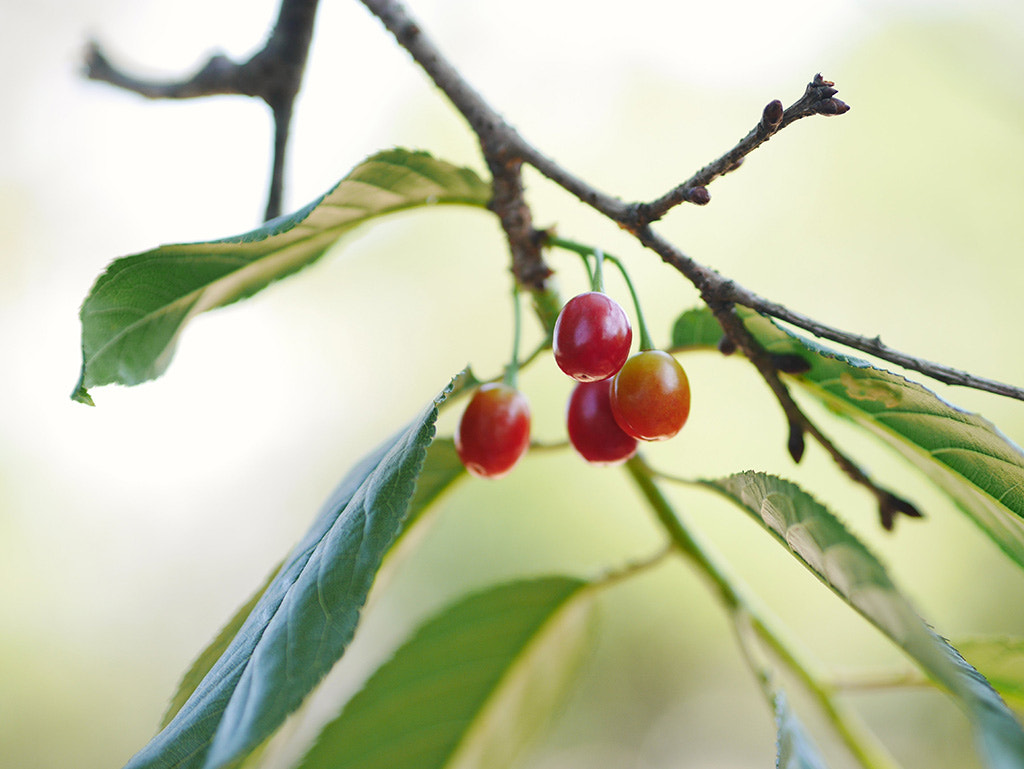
[815,98,850,116]
[787,419,806,463]
[877,491,923,531]
[717,334,737,356]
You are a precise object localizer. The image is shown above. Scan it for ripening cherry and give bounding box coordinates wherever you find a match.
[610,350,691,441]
[455,383,531,478]
[567,379,638,465]
[553,292,632,382]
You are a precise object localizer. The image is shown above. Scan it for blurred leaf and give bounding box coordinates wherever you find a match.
[959,638,1024,714]
[671,307,726,349]
[73,149,491,403]
[672,306,1024,568]
[706,471,1024,768]
[296,576,595,769]
[774,691,830,769]
[121,379,455,769]
[403,438,465,532]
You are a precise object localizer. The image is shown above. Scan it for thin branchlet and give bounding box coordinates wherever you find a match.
[84,0,321,221]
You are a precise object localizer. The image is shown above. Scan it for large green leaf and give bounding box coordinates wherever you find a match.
[706,471,1024,768]
[73,149,491,404]
[296,576,596,769]
[672,307,1024,568]
[121,379,454,769]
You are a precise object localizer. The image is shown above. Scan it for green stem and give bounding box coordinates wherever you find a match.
[623,456,903,769]
[547,235,655,350]
[504,283,523,388]
[592,248,606,293]
[604,253,653,351]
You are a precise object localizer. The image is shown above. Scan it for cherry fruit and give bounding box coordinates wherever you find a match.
[567,379,638,465]
[610,350,691,441]
[455,383,531,478]
[553,292,632,382]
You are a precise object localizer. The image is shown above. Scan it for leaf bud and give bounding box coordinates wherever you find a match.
[762,99,784,129]
[686,186,711,205]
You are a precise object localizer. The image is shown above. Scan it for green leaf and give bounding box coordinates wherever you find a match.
[121,379,454,769]
[959,638,1024,714]
[672,306,1024,569]
[73,149,491,403]
[671,307,726,349]
[296,576,596,769]
[774,691,830,769]
[706,471,1024,769]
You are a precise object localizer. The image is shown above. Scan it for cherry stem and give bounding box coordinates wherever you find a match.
[504,282,523,388]
[605,254,654,351]
[547,235,656,350]
[592,248,607,293]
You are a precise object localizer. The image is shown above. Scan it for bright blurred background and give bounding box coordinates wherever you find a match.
[3,0,1024,767]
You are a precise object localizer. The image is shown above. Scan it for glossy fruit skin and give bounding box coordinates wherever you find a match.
[553,292,632,382]
[455,383,531,478]
[610,350,691,441]
[567,379,638,465]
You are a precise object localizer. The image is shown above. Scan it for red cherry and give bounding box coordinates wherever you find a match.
[567,379,638,465]
[610,350,691,441]
[553,292,632,382]
[455,383,531,478]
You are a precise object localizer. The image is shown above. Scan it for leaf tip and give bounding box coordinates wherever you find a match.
[71,374,95,406]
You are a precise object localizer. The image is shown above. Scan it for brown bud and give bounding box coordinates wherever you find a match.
[687,186,710,205]
[762,99,784,128]
[787,419,805,463]
[717,334,737,356]
[816,98,850,116]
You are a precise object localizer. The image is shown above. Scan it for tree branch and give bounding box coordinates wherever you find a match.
[352,0,1024,530]
[84,0,321,221]
[358,0,553,288]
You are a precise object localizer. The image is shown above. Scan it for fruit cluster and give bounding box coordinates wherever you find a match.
[555,292,690,465]
[455,275,691,478]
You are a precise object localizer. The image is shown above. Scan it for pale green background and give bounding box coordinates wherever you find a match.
[2,1,1024,767]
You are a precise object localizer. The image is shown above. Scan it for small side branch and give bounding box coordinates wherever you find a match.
[84,0,322,221]
[711,304,921,530]
[634,75,848,225]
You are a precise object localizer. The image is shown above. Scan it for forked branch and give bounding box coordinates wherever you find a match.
[84,0,321,221]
